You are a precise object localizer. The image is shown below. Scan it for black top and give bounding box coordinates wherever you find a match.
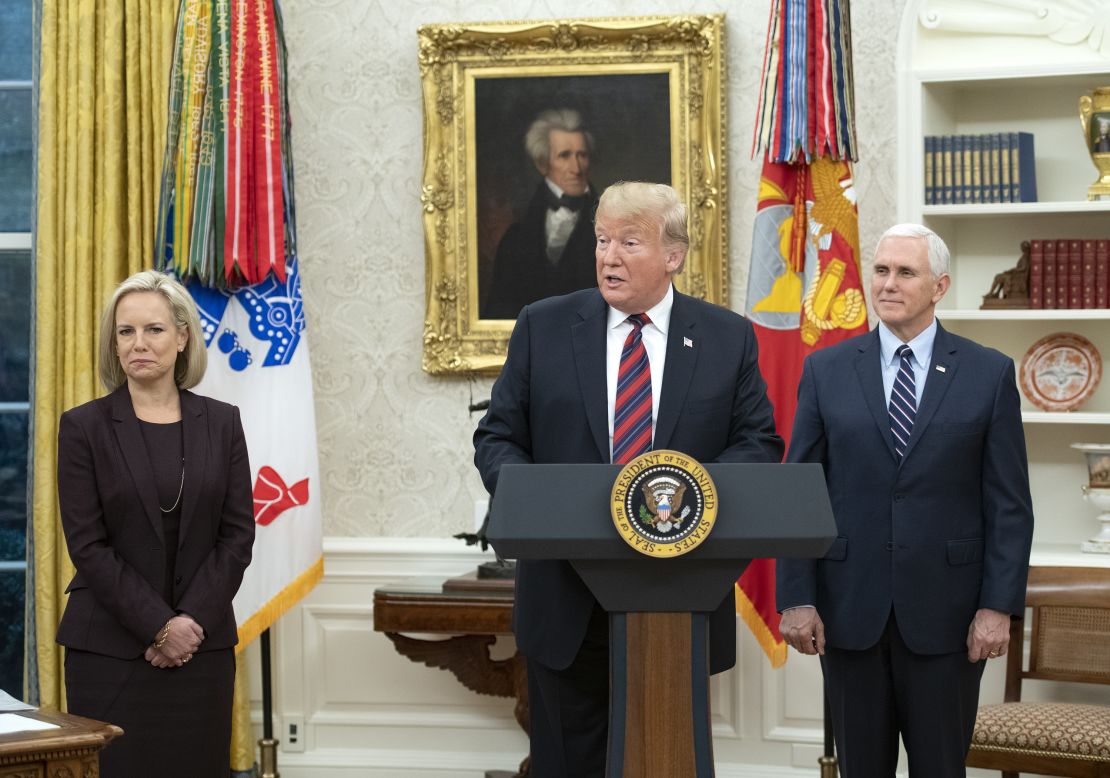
[138,419,183,605]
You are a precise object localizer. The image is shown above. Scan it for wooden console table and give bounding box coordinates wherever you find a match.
[373,572,528,778]
[0,708,122,777]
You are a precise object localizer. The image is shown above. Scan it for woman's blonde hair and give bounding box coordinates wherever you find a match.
[98,270,208,391]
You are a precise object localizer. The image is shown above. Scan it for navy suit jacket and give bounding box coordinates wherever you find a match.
[482,183,599,320]
[776,323,1033,655]
[56,385,255,659]
[474,287,783,672]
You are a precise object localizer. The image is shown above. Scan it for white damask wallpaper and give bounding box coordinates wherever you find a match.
[281,0,908,537]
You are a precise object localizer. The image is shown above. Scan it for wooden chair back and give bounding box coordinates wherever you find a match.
[1003,566,1110,702]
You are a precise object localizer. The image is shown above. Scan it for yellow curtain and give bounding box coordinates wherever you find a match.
[33,0,177,708]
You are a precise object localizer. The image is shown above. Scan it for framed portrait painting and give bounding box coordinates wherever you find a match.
[419,15,727,375]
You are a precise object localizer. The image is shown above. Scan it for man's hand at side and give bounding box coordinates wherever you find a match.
[967,607,1010,662]
[780,606,826,656]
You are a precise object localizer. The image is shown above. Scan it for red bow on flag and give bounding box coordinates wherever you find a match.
[253,466,309,526]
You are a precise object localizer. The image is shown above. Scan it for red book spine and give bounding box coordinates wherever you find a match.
[1030,240,1044,309]
[1054,239,1070,308]
[1082,239,1097,309]
[1097,239,1109,309]
[1044,240,1057,309]
[1069,239,1083,309]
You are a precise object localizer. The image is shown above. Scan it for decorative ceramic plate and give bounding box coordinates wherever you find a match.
[1020,333,1102,412]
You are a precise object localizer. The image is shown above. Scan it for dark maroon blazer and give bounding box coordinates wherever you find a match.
[55,384,255,659]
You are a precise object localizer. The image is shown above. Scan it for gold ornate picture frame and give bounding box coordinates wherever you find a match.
[419,15,728,375]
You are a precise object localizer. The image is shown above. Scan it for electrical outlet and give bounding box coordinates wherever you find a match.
[283,714,305,753]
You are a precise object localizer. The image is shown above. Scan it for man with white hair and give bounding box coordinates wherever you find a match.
[777,224,1034,777]
[483,108,600,319]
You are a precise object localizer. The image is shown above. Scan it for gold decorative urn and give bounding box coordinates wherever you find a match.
[1079,87,1110,200]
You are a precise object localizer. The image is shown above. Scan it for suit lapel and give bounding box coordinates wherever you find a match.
[854,329,898,462]
[178,391,208,546]
[900,322,959,462]
[572,292,611,462]
[110,385,165,543]
[654,290,696,451]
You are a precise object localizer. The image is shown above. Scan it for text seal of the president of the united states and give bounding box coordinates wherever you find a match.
[610,449,718,558]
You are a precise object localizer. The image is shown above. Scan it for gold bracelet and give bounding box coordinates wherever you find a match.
[154,620,173,649]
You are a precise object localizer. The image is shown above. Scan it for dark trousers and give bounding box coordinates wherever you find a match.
[526,604,609,778]
[822,612,985,778]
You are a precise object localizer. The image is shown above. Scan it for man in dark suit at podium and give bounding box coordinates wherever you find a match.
[777,224,1034,777]
[474,182,783,777]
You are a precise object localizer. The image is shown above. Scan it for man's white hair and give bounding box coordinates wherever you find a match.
[875,223,950,277]
[524,108,595,170]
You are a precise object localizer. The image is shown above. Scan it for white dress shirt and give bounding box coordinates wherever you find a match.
[543,179,581,264]
[877,318,936,407]
[605,285,673,460]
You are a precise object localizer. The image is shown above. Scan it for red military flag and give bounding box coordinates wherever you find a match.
[737,0,866,667]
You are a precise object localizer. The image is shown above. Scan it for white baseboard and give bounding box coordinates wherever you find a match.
[252,536,825,776]
[268,751,818,778]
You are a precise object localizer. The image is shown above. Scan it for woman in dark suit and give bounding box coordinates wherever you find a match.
[57,270,254,777]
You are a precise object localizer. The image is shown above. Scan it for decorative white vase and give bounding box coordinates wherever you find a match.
[1071,443,1110,554]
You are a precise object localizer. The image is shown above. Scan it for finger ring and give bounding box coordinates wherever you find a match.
[182,655,192,663]
[988,651,998,657]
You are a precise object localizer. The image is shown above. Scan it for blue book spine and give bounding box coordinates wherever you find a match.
[1013,131,1037,202]
[988,133,1002,203]
[924,136,935,205]
[941,135,953,205]
[961,135,973,204]
[970,134,983,204]
[1000,133,1013,203]
[952,135,963,204]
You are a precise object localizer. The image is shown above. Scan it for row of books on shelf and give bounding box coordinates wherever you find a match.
[924,132,1037,205]
[1030,239,1109,309]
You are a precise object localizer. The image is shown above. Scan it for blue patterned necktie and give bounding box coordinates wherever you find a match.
[889,345,917,459]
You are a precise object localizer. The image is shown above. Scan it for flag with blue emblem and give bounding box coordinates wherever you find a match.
[156,0,323,652]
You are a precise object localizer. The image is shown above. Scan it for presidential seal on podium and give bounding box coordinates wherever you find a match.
[610,449,718,558]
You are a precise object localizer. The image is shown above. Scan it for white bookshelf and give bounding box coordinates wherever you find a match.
[924,200,1110,217]
[898,0,1110,549]
[939,308,1110,320]
[1021,411,1110,426]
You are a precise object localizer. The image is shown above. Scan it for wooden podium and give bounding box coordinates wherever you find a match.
[487,461,835,778]
[0,708,121,777]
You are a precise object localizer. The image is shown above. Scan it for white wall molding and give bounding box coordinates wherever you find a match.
[761,650,825,743]
[320,536,493,580]
[252,536,818,774]
[919,0,1110,57]
[251,541,1085,775]
[271,752,822,778]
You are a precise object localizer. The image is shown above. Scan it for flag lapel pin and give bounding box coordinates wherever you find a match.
[683,337,693,348]
[935,364,946,373]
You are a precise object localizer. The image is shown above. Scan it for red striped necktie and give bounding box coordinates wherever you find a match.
[613,313,653,465]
